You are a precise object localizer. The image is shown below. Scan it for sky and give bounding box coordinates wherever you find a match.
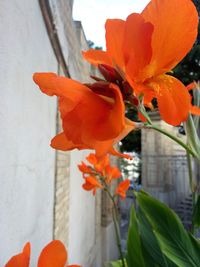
[73,0,150,49]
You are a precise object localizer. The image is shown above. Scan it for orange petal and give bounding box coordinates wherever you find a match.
[34,73,132,157]
[142,0,198,77]
[138,112,147,123]
[51,132,87,151]
[82,49,112,66]
[62,83,125,146]
[124,13,153,81]
[187,82,196,91]
[115,179,130,199]
[147,75,190,125]
[86,153,98,165]
[5,243,30,267]
[105,19,125,68]
[82,182,95,191]
[190,105,200,115]
[78,162,92,173]
[86,176,103,188]
[37,240,67,267]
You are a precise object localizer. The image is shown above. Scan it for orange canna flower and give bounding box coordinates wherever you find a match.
[83,0,199,126]
[86,153,109,173]
[33,73,134,158]
[5,240,81,267]
[82,176,103,195]
[79,153,122,195]
[115,179,130,199]
[104,165,121,184]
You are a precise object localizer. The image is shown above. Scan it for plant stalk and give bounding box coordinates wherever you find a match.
[104,187,126,267]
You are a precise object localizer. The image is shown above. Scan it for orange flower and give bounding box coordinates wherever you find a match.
[5,240,80,267]
[33,73,134,158]
[115,179,130,199]
[83,0,199,126]
[104,165,121,184]
[86,153,109,173]
[82,176,103,195]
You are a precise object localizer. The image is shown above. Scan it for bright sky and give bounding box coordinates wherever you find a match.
[73,0,150,49]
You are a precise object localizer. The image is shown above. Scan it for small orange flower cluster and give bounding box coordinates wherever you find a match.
[78,153,130,199]
[5,240,80,267]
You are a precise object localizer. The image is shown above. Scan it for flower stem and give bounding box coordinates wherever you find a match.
[139,106,196,157]
[146,124,196,157]
[104,187,126,267]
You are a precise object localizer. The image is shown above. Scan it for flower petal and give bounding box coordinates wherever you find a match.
[34,73,133,157]
[190,105,200,115]
[51,132,87,151]
[124,13,153,81]
[147,75,190,125]
[82,49,112,66]
[142,0,198,77]
[5,243,30,267]
[61,82,125,145]
[115,179,130,199]
[37,240,67,267]
[105,19,125,68]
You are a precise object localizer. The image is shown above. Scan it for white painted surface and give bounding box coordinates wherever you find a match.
[68,150,97,266]
[0,1,57,265]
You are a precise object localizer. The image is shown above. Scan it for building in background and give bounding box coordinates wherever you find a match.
[0,1,117,266]
[142,112,190,209]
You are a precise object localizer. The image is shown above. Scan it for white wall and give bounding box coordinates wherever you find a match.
[0,1,57,265]
[68,150,97,267]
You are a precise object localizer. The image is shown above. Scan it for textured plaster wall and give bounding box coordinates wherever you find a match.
[0,1,57,265]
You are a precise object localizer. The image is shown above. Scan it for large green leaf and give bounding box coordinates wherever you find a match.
[126,207,146,267]
[136,192,200,267]
[137,209,176,267]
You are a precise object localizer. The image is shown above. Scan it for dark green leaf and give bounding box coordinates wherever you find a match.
[137,209,176,267]
[136,192,200,267]
[126,207,146,267]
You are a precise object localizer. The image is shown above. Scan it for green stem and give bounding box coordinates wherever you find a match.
[104,187,126,267]
[139,105,196,157]
[146,124,196,157]
[187,152,196,234]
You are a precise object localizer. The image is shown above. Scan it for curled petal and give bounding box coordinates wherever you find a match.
[142,0,198,77]
[37,240,67,267]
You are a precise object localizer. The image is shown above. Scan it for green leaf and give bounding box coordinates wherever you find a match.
[126,207,146,267]
[137,209,177,267]
[136,192,200,267]
[192,194,200,228]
